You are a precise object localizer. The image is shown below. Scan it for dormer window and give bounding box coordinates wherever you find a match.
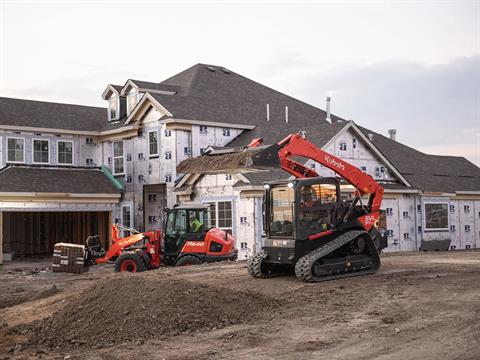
[127,88,139,115]
[108,94,119,121]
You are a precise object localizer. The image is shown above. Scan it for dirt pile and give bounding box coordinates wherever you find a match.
[176,148,263,174]
[27,274,280,349]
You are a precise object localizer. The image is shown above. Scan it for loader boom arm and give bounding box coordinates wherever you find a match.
[268,133,384,212]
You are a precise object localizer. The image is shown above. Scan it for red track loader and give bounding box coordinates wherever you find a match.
[86,203,237,272]
[177,131,388,282]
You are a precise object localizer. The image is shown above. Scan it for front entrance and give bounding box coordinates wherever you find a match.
[143,184,167,231]
[1,211,111,259]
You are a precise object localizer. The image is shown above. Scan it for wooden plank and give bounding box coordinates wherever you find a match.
[0,212,3,265]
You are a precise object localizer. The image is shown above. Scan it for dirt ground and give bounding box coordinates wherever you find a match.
[1,251,479,360]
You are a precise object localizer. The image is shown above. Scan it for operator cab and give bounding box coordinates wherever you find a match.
[163,203,213,261]
[265,177,343,241]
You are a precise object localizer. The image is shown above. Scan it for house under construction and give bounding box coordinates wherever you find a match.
[0,63,479,262]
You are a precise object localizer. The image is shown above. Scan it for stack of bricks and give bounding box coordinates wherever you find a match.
[52,243,86,274]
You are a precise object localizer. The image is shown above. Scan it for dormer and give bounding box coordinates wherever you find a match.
[101,84,125,122]
[121,80,145,116]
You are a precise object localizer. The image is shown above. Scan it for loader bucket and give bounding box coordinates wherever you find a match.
[176,143,281,175]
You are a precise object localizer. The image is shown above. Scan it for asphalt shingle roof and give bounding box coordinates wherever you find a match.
[0,166,121,194]
[155,63,345,128]
[359,127,480,193]
[0,97,107,132]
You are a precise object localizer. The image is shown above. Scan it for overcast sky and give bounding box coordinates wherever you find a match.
[1,0,479,165]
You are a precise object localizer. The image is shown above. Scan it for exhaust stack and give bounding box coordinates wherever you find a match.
[388,129,397,141]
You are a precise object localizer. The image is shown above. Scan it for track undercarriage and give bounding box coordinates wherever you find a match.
[247,230,381,283]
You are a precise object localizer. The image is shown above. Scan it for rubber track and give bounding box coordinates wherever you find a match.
[294,230,380,283]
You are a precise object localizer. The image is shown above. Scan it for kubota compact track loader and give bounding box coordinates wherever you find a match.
[177,131,387,282]
[86,203,237,272]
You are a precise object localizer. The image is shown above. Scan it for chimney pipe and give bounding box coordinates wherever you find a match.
[285,106,289,123]
[325,96,331,123]
[388,129,397,141]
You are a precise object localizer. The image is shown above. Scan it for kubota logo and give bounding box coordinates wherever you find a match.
[118,239,136,247]
[324,155,345,171]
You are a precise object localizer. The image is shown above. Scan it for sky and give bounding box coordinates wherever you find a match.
[0,0,479,165]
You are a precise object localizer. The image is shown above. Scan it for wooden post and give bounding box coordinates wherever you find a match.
[0,211,3,265]
[108,211,113,250]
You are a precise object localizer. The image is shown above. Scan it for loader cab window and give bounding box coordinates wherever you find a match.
[269,186,295,237]
[298,183,339,239]
[165,210,187,236]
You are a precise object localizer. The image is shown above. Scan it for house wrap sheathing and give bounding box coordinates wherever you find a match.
[1,63,479,262]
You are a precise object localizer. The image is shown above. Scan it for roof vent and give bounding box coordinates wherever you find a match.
[325,96,332,123]
[388,129,397,141]
[220,67,231,74]
[206,66,216,72]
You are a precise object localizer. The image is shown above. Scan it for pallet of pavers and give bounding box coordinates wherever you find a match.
[52,243,85,274]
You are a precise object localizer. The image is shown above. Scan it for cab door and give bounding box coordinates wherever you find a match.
[163,210,188,255]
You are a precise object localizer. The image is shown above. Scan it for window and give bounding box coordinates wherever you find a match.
[127,89,138,115]
[33,139,49,164]
[121,205,132,237]
[7,137,25,163]
[206,201,233,233]
[148,130,159,157]
[300,183,337,207]
[424,203,449,231]
[108,95,118,120]
[113,141,125,175]
[218,201,232,229]
[270,187,295,237]
[200,125,208,134]
[57,141,73,165]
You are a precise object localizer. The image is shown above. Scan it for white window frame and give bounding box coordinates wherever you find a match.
[148,130,159,157]
[57,140,74,165]
[204,200,233,233]
[108,94,119,121]
[121,205,132,237]
[423,202,449,232]
[112,140,125,175]
[32,138,50,164]
[126,88,139,115]
[6,136,25,164]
